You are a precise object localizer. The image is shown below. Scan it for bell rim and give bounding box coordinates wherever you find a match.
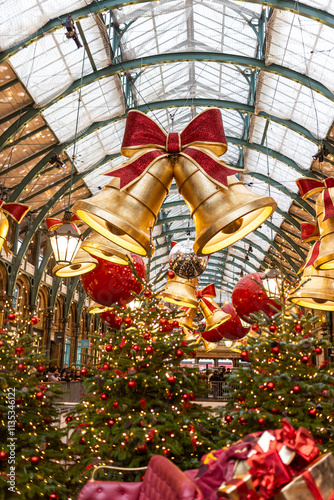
[74,200,153,257]
[194,196,277,255]
[52,261,97,277]
[205,313,231,330]
[289,293,334,311]
[82,241,130,265]
[157,292,199,308]
[314,253,334,270]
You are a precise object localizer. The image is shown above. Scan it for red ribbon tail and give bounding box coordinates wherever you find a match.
[322,188,334,221]
[303,471,324,500]
[299,241,321,273]
[181,147,241,188]
[300,222,319,242]
[1,203,30,223]
[296,178,324,199]
[105,150,167,189]
[197,283,216,298]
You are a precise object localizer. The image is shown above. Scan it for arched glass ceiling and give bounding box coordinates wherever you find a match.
[0,0,334,295]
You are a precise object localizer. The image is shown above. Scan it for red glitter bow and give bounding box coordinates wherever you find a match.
[296,177,334,222]
[105,108,241,189]
[45,214,83,231]
[0,200,30,223]
[197,283,216,311]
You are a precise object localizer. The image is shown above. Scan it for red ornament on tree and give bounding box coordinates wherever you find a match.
[0,340,3,347]
[159,318,167,326]
[124,317,132,327]
[267,381,275,391]
[271,408,279,415]
[65,416,73,423]
[102,364,110,371]
[231,272,281,322]
[35,391,44,401]
[321,389,330,398]
[202,302,249,342]
[269,325,277,333]
[294,324,303,333]
[49,494,59,500]
[145,346,154,355]
[137,444,147,453]
[308,408,317,418]
[100,393,108,401]
[80,368,88,377]
[172,320,179,328]
[258,418,266,427]
[143,332,151,340]
[107,419,115,427]
[175,349,184,358]
[113,401,119,409]
[182,393,190,402]
[314,347,322,355]
[237,396,246,403]
[239,416,247,425]
[105,344,113,352]
[251,324,259,332]
[30,456,40,465]
[301,355,311,365]
[272,346,280,356]
[36,365,45,373]
[133,344,140,352]
[81,254,145,306]
[128,380,137,390]
[163,449,171,456]
[0,451,8,461]
[240,350,249,361]
[167,270,175,279]
[17,363,26,372]
[79,437,86,445]
[30,316,38,325]
[7,312,16,321]
[15,347,23,355]
[144,290,152,298]
[167,375,176,385]
[292,385,301,394]
[100,310,122,330]
[225,415,233,423]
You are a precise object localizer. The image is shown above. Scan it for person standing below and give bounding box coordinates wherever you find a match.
[210,370,220,399]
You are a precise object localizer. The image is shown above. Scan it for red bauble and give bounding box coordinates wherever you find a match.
[79,437,86,445]
[167,270,175,279]
[30,456,40,465]
[172,320,179,328]
[239,416,247,425]
[167,375,176,385]
[159,318,167,326]
[15,347,23,355]
[128,380,137,389]
[182,394,190,402]
[252,324,260,332]
[65,416,73,423]
[35,391,44,401]
[105,344,113,352]
[269,325,277,333]
[231,273,281,322]
[240,350,249,361]
[301,355,310,365]
[258,418,266,427]
[225,415,233,423]
[258,384,265,390]
[80,368,88,377]
[272,346,280,355]
[321,389,330,398]
[17,363,26,372]
[7,312,16,321]
[0,451,8,461]
[143,332,151,340]
[0,340,3,347]
[124,317,132,327]
[81,255,145,306]
[145,346,154,355]
[181,340,188,347]
[308,408,317,418]
[49,494,59,500]
[36,365,45,373]
[144,290,152,298]
[292,385,301,394]
[100,393,108,401]
[100,310,122,330]
[133,344,140,352]
[175,349,184,358]
[267,381,275,391]
[294,324,303,333]
[102,364,110,371]
[163,449,170,456]
[137,444,147,453]
[237,396,246,403]
[107,419,115,427]
[202,302,249,342]
[113,401,119,409]
[314,347,322,355]
[160,318,174,333]
[30,316,38,325]
[43,416,52,424]
[271,408,279,415]
[15,398,23,404]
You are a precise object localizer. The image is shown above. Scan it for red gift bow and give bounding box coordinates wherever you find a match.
[197,283,217,312]
[247,448,292,499]
[0,200,30,223]
[45,214,83,232]
[274,418,320,463]
[296,177,334,222]
[105,108,241,190]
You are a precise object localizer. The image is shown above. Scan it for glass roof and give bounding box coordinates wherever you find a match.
[0,0,333,294]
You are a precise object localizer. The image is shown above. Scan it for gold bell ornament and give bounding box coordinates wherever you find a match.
[197,284,230,330]
[190,330,218,352]
[296,177,334,270]
[87,302,110,314]
[157,271,199,309]
[81,231,131,265]
[182,326,198,343]
[52,248,98,277]
[0,200,30,253]
[178,306,198,330]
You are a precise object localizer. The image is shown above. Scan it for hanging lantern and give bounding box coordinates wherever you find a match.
[169,240,208,279]
[87,302,110,314]
[47,211,83,267]
[158,274,199,309]
[81,231,132,265]
[52,248,98,277]
[198,284,230,330]
[261,268,282,299]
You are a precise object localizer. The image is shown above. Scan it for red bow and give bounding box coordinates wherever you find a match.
[197,283,217,312]
[296,177,334,222]
[274,419,319,463]
[45,214,83,231]
[0,200,30,223]
[105,108,241,189]
[247,449,291,499]
[300,222,319,243]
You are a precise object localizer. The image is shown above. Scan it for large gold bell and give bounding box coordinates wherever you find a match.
[73,153,174,256]
[0,212,9,253]
[82,231,131,265]
[199,296,230,330]
[52,248,98,277]
[314,198,334,269]
[178,306,198,330]
[87,301,110,314]
[158,275,199,308]
[174,156,277,255]
[289,265,334,311]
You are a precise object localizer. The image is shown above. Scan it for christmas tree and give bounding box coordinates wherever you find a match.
[66,269,222,495]
[220,284,334,452]
[0,308,67,500]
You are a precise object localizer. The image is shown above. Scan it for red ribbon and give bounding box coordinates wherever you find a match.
[105,108,241,190]
[300,222,319,243]
[247,449,291,499]
[274,419,319,463]
[197,284,217,312]
[296,177,334,222]
[298,240,321,274]
[0,200,30,223]
[45,214,83,231]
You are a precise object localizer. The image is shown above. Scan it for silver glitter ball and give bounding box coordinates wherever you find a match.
[169,240,208,279]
